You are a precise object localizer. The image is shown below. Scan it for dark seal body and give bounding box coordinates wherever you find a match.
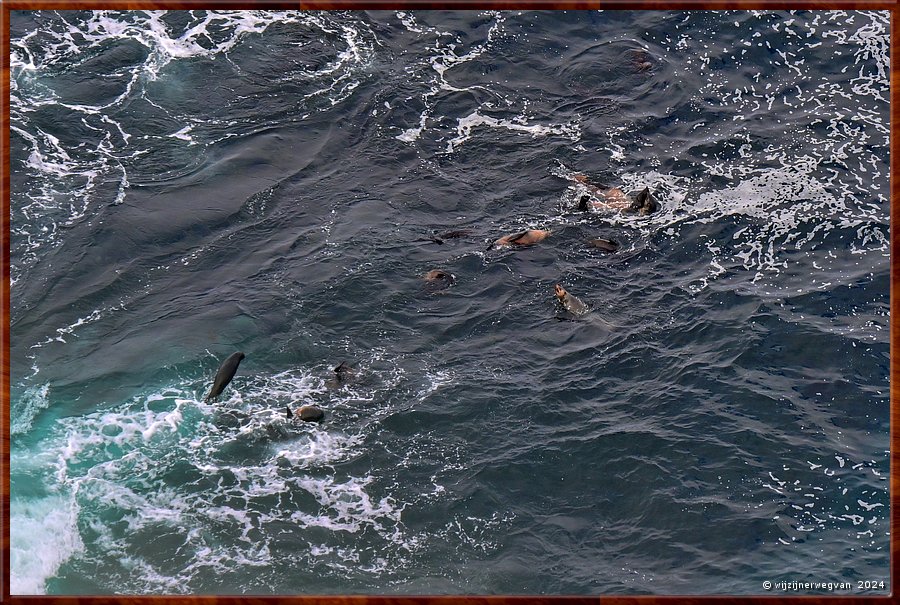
[205,351,245,402]
[326,361,353,389]
[429,229,472,244]
[625,188,659,215]
[588,238,620,252]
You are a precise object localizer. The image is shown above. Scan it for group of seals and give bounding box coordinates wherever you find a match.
[204,352,349,423]
[204,175,657,416]
[417,174,658,314]
[421,229,554,287]
[573,174,659,216]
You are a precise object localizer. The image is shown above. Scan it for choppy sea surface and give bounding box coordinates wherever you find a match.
[8,10,889,595]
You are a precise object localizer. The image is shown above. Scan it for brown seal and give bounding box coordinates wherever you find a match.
[625,48,654,73]
[488,229,550,250]
[285,405,325,422]
[573,174,658,215]
[423,269,455,283]
[422,269,455,293]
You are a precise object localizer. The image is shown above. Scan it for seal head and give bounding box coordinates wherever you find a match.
[554,284,589,316]
[423,269,455,289]
[423,269,455,283]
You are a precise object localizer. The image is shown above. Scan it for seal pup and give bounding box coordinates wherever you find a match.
[205,351,245,402]
[587,238,620,252]
[325,361,353,390]
[487,229,550,250]
[554,284,590,317]
[285,405,325,423]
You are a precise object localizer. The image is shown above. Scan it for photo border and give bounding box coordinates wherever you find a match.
[0,1,895,601]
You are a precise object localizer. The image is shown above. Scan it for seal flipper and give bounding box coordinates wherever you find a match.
[507,230,532,244]
[577,195,591,212]
[628,187,658,215]
[626,195,644,214]
[334,361,353,379]
[635,188,650,207]
[285,406,293,419]
[639,187,659,214]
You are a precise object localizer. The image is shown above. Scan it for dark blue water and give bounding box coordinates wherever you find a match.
[9,10,889,595]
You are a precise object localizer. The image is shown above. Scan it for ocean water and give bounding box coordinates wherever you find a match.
[8,10,889,595]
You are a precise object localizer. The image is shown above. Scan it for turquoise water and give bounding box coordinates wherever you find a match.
[9,10,890,595]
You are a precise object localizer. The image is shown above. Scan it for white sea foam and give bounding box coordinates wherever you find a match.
[11,383,51,435]
[10,356,468,592]
[10,494,83,595]
[30,305,123,351]
[762,454,888,548]
[10,10,376,280]
[393,11,521,148]
[273,430,363,467]
[446,110,581,153]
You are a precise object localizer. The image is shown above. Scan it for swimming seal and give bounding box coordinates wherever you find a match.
[625,48,654,73]
[424,269,455,282]
[422,269,456,293]
[205,351,245,402]
[427,229,472,245]
[554,284,589,316]
[285,405,325,423]
[488,229,551,250]
[325,361,353,389]
[573,174,658,215]
[624,187,659,216]
[588,238,620,252]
